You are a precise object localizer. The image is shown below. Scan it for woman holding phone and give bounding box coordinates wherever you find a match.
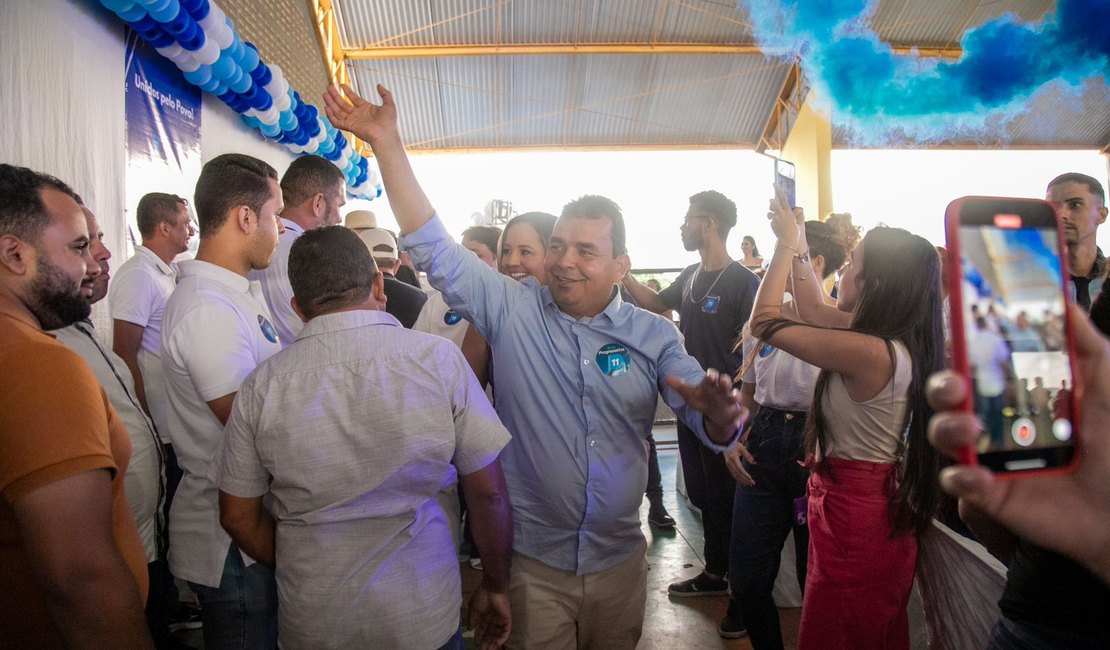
[748,188,944,649]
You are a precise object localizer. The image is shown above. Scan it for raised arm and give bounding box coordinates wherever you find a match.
[749,187,892,400]
[621,272,671,315]
[323,84,434,235]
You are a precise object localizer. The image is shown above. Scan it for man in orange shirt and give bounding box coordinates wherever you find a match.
[0,164,151,649]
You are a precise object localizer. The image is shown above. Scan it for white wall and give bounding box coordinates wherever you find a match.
[1,0,295,332]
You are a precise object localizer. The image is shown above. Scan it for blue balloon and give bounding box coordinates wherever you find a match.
[118,4,147,21]
[240,114,261,129]
[317,138,335,155]
[179,0,203,14]
[250,92,273,112]
[102,0,137,12]
[260,122,281,137]
[211,49,237,81]
[178,23,204,50]
[228,30,244,60]
[185,0,208,20]
[182,64,212,87]
[358,156,369,171]
[163,7,192,35]
[240,42,260,72]
[198,75,221,93]
[130,14,157,31]
[140,24,174,48]
[249,62,271,87]
[142,0,172,13]
[295,129,311,146]
[278,110,297,132]
[148,0,180,24]
[304,117,321,138]
[229,70,252,94]
[333,132,347,152]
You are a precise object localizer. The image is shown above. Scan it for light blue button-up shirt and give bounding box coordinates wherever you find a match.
[402,215,735,574]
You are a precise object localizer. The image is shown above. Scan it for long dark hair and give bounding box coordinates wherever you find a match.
[819,227,944,535]
[761,226,944,536]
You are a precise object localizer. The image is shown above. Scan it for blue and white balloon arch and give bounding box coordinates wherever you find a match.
[99,0,382,200]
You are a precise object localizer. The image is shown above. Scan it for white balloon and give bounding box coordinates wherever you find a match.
[285,142,306,155]
[175,52,201,73]
[198,3,226,34]
[256,106,279,126]
[156,42,185,59]
[209,22,233,50]
[194,37,220,66]
[271,89,291,112]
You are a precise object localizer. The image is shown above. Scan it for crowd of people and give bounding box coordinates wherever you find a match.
[1,80,1108,650]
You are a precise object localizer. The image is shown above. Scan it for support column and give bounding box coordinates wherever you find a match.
[781,93,833,220]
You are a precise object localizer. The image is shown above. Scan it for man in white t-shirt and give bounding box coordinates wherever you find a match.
[161,153,285,649]
[111,193,191,436]
[249,155,345,348]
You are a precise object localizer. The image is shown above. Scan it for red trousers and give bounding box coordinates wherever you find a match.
[797,457,917,650]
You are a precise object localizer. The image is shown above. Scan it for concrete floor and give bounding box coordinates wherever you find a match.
[176,440,802,649]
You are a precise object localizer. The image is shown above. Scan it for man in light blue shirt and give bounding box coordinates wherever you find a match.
[324,82,747,650]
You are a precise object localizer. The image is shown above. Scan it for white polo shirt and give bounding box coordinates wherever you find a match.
[248,218,304,349]
[109,245,178,442]
[161,259,281,587]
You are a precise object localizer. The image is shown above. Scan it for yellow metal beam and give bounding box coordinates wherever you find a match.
[307,0,348,87]
[307,0,371,157]
[344,42,963,60]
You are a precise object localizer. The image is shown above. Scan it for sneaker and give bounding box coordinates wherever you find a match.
[168,604,202,633]
[469,557,483,570]
[718,601,748,639]
[647,501,676,528]
[667,571,729,597]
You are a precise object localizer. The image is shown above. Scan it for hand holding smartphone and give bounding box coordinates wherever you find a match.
[944,196,1081,476]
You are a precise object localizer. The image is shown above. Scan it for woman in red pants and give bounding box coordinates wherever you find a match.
[748,190,944,649]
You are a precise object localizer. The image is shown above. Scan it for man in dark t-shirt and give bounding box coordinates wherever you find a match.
[624,190,759,610]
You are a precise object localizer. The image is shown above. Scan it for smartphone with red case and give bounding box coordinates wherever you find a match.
[945,196,1081,475]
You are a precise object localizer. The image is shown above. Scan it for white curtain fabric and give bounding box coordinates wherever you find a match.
[0,0,126,333]
[917,519,1008,650]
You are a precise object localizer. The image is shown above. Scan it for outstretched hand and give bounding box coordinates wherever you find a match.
[724,442,756,486]
[666,368,748,445]
[926,305,1110,585]
[322,83,398,144]
[467,585,511,649]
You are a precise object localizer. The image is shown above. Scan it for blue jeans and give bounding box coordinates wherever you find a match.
[987,617,1106,650]
[728,408,810,650]
[436,627,464,650]
[189,543,278,650]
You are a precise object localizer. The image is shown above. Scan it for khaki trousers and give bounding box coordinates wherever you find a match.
[506,542,647,650]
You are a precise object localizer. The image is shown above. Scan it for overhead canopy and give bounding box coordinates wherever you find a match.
[220,0,1109,153]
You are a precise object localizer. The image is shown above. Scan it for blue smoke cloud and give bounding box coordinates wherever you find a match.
[740,0,1110,145]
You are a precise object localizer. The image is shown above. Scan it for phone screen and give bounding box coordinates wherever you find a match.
[774,159,796,209]
[956,207,1076,471]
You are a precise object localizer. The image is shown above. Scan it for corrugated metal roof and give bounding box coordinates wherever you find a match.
[349,52,791,149]
[238,0,1106,152]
